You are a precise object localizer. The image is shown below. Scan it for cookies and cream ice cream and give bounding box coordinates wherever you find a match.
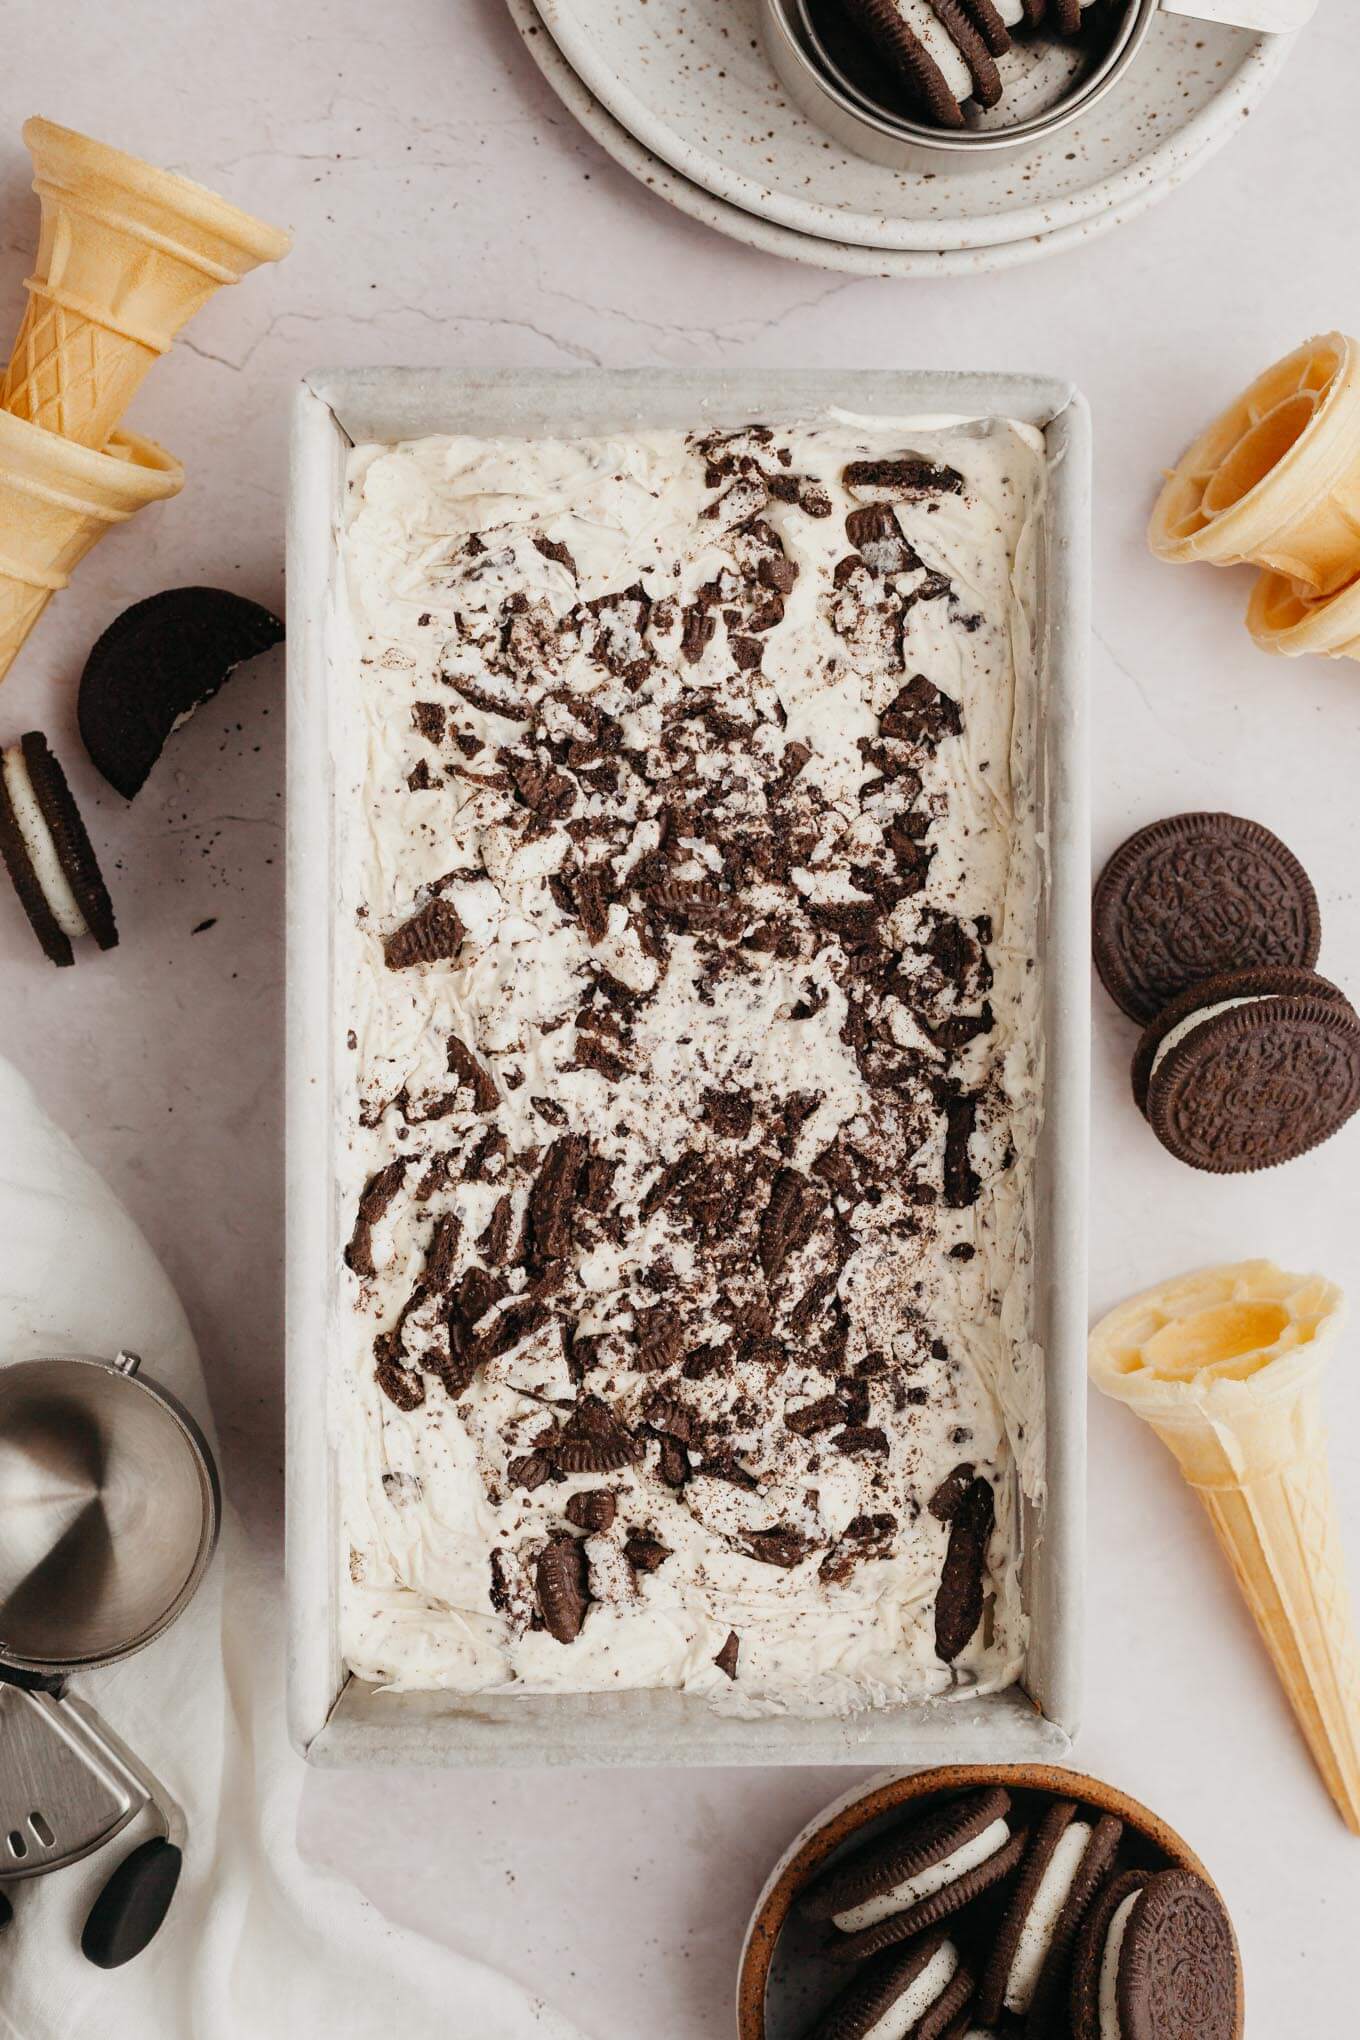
[334,413,1046,1711]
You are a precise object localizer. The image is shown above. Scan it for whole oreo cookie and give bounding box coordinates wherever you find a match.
[1070,1868,1238,2040]
[0,732,118,968]
[806,1933,975,2040]
[1093,813,1321,1025]
[803,1786,1024,1962]
[975,1800,1123,2031]
[838,0,969,126]
[954,0,1012,55]
[1070,1872,1148,2040]
[1131,965,1353,1116]
[924,0,1004,104]
[1139,972,1360,1173]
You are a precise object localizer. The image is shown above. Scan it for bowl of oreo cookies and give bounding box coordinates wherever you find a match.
[739,1765,1243,2039]
[762,0,1157,164]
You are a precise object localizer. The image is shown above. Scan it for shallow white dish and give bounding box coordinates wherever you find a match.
[524,0,1294,254]
[507,0,1289,273]
[286,367,1090,1767]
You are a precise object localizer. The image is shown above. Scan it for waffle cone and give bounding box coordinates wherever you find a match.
[1246,566,1360,662]
[0,409,182,682]
[1149,334,1360,596]
[1,118,290,451]
[1091,1261,1360,1834]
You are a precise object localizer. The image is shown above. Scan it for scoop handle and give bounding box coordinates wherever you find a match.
[1159,0,1317,29]
[80,1837,182,1969]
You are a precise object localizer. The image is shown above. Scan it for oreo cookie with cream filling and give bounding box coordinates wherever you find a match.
[1069,1868,1238,2040]
[954,0,1012,55]
[1135,966,1360,1173]
[806,1933,976,2040]
[803,1787,1025,1962]
[975,1799,1123,2030]
[838,0,976,126]
[1131,965,1353,1116]
[922,0,1004,102]
[0,732,118,967]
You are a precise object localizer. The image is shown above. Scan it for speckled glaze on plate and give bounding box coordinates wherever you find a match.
[525,0,1294,253]
[736,1765,1245,2040]
[508,0,1284,273]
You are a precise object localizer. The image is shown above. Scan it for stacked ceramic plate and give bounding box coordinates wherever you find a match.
[505,0,1297,274]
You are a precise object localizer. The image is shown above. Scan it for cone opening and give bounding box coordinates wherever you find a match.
[1201,395,1319,520]
[1151,337,1348,551]
[23,118,292,269]
[1142,1302,1291,1382]
[0,415,183,527]
[1251,573,1312,637]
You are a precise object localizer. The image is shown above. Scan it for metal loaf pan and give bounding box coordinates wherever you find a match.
[286,368,1090,1767]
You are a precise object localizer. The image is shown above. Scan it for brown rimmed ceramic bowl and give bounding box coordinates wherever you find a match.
[736,1764,1244,2040]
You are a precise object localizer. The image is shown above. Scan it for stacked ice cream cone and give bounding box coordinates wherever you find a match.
[0,118,290,682]
[1149,332,1360,663]
[1091,1261,1360,1834]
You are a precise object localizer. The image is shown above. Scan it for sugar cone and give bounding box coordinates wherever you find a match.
[1149,334,1360,596]
[1090,1261,1360,1834]
[1,118,291,451]
[1246,566,1360,662]
[0,409,182,682]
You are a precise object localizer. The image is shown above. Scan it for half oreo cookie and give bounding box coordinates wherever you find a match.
[1135,966,1360,1173]
[806,1933,975,2040]
[1069,1868,1238,2040]
[803,1786,1025,1962]
[0,733,118,968]
[1093,813,1321,1025]
[975,1799,1123,2031]
[78,587,284,800]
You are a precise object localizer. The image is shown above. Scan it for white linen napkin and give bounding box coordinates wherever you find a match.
[0,1055,587,2040]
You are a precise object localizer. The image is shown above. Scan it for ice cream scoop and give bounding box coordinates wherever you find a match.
[1089,1260,1360,1833]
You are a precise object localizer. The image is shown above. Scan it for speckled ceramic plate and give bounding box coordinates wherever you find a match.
[524,0,1294,253]
[507,0,1282,273]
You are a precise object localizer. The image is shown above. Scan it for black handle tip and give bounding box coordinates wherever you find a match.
[0,1890,11,1929]
[81,1837,182,1969]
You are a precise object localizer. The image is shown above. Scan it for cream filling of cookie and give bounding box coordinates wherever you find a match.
[1,745,89,942]
[833,1817,1012,1933]
[864,1939,960,2040]
[336,415,1045,1708]
[1003,1818,1092,2013]
[1149,997,1270,1080]
[1099,1890,1141,2040]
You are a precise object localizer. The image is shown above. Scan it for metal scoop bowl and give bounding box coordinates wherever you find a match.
[0,1351,220,1966]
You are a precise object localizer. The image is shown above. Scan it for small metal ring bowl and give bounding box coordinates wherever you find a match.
[763,0,1159,169]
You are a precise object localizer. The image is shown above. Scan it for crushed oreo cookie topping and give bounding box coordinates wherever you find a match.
[336,416,1046,1709]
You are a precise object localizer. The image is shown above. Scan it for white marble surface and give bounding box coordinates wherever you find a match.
[2,1,1359,2032]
